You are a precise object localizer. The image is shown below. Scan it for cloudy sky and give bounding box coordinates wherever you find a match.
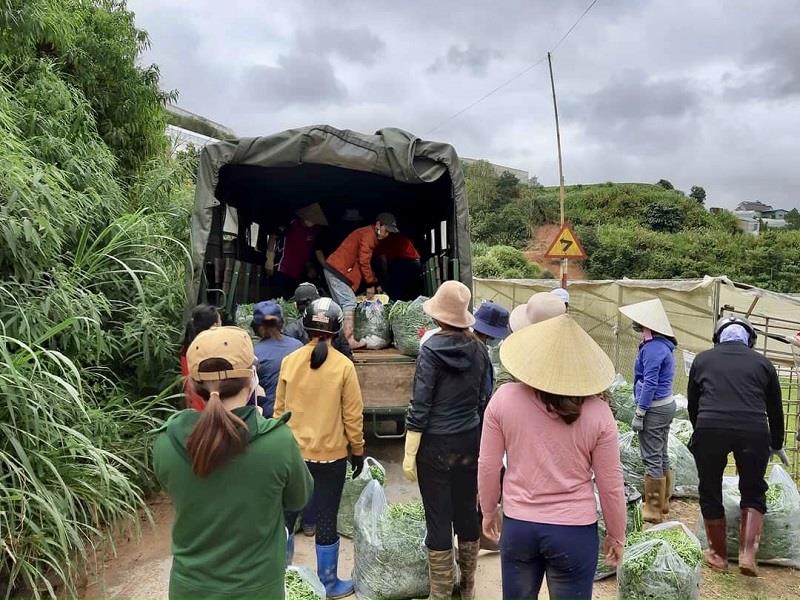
[130,0,800,209]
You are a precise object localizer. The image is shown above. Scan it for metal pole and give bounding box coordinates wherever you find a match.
[548,52,568,288]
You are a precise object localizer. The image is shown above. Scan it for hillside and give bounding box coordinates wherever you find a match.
[464,162,800,292]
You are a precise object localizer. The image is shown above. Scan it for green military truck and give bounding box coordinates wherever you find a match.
[187,125,473,434]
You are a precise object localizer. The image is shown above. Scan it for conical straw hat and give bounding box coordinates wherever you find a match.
[619,298,674,337]
[296,203,328,226]
[509,292,566,332]
[500,314,615,396]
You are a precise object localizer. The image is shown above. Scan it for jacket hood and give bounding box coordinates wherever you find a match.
[154,406,290,459]
[424,332,485,372]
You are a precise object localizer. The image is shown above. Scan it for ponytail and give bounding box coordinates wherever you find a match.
[310,338,329,369]
[186,359,249,477]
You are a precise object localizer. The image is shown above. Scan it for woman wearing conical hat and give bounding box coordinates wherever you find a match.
[479,315,626,600]
[618,298,678,524]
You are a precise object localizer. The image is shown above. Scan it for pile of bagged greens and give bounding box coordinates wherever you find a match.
[285,566,325,600]
[618,431,699,498]
[696,465,800,568]
[595,485,644,580]
[618,522,702,600]
[354,300,393,349]
[353,481,429,599]
[608,375,637,423]
[388,297,435,357]
[337,458,386,538]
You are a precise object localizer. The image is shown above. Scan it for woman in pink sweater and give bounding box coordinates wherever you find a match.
[479,314,626,600]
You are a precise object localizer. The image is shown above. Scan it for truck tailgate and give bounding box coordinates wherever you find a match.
[353,348,415,411]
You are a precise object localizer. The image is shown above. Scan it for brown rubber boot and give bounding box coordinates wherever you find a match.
[703,518,728,571]
[456,541,479,600]
[343,311,365,350]
[662,469,674,515]
[739,508,764,577]
[642,475,665,524]
[428,549,455,600]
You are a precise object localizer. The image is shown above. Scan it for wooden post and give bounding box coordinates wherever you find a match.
[548,52,568,288]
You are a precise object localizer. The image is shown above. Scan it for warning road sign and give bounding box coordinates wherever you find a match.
[544,224,587,259]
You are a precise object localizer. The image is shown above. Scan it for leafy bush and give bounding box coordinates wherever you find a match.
[473,245,542,279]
[0,1,192,595]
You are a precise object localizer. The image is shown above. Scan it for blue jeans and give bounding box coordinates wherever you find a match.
[637,400,676,478]
[501,516,598,600]
[324,270,357,312]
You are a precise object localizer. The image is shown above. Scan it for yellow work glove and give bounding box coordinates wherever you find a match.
[403,430,422,482]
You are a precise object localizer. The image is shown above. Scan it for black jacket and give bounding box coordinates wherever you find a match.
[406,331,491,435]
[687,341,784,449]
[283,319,354,362]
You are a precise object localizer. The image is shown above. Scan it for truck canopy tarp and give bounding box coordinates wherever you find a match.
[189,125,470,305]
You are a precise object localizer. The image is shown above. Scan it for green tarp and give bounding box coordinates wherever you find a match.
[188,125,471,306]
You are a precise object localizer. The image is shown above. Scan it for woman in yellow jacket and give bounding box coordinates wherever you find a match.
[274,297,365,599]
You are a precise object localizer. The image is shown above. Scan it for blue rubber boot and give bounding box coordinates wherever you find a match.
[286,533,295,566]
[316,540,354,599]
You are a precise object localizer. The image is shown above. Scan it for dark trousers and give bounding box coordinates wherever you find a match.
[383,259,422,301]
[416,428,480,551]
[689,428,771,519]
[287,458,347,546]
[500,517,598,600]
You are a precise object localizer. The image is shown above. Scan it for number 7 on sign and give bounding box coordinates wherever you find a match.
[544,224,587,260]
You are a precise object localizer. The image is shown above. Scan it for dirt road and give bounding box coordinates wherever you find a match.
[81,437,799,600]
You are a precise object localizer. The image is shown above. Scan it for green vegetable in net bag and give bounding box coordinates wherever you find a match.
[670,419,694,446]
[595,485,643,580]
[354,300,392,349]
[618,432,698,498]
[697,465,800,568]
[337,457,386,539]
[353,481,429,599]
[608,375,636,423]
[285,566,326,600]
[618,522,702,600]
[388,297,435,357]
[617,420,632,434]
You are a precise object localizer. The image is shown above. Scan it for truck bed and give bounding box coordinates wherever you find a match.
[353,348,415,411]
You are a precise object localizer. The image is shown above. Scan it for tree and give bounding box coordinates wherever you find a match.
[785,208,800,230]
[689,186,706,204]
[645,202,684,233]
[496,170,520,199]
[656,179,674,190]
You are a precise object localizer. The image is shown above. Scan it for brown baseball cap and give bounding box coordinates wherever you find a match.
[186,326,256,381]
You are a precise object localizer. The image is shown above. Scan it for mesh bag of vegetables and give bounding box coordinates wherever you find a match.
[354,301,392,349]
[595,485,644,580]
[618,432,699,498]
[285,566,326,600]
[697,466,800,568]
[670,419,694,445]
[608,375,636,423]
[618,521,702,600]
[337,457,386,539]
[353,481,429,600]
[388,296,435,357]
[673,394,690,420]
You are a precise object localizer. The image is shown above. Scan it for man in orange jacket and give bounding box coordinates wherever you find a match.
[323,212,398,348]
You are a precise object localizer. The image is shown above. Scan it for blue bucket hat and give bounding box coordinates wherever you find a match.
[252,301,283,328]
[473,301,511,340]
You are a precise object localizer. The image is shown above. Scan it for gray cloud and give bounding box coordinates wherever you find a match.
[295,25,386,66]
[725,26,800,102]
[129,0,800,210]
[428,44,502,77]
[244,54,347,106]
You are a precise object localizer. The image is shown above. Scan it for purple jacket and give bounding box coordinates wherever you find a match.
[634,336,676,410]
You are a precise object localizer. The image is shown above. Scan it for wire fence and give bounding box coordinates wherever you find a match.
[474,278,800,481]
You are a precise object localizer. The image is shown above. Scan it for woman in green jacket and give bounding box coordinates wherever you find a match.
[154,326,313,600]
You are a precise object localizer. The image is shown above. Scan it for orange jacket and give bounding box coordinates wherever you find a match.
[325,225,379,291]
